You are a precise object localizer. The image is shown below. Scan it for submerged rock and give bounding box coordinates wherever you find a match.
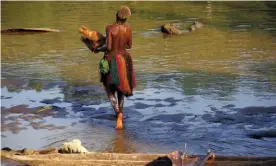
[145,113,186,123]
[239,106,276,115]
[247,129,276,139]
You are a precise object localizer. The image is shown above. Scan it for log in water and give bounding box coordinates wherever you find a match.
[1,149,276,166]
[1,28,60,34]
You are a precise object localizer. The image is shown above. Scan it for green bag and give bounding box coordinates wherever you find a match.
[99,56,109,74]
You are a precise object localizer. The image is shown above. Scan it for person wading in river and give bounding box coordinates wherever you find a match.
[95,6,136,129]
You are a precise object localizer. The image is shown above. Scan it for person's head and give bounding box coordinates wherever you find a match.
[116,6,131,24]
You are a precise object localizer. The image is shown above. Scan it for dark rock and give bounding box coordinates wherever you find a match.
[134,102,152,109]
[41,98,63,104]
[239,106,276,115]
[161,23,182,35]
[2,147,12,151]
[145,113,185,123]
[247,129,276,139]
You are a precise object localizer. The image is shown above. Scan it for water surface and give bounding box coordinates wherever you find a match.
[1,1,276,157]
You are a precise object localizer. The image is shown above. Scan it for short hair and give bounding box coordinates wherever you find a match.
[116,6,131,23]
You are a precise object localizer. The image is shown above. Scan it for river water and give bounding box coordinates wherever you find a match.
[1,1,276,157]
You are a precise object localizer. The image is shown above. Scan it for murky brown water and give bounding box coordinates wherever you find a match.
[1,1,276,157]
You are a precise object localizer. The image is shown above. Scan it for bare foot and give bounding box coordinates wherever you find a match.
[115,113,123,130]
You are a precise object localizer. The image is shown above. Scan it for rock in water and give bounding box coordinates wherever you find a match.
[161,23,182,35]
[58,139,88,153]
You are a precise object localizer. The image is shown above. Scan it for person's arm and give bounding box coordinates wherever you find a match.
[94,26,111,53]
[80,36,94,52]
[94,43,107,53]
[126,27,132,49]
[106,26,112,52]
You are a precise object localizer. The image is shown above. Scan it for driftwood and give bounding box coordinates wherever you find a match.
[1,28,60,34]
[166,151,215,166]
[2,147,276,166]
[1,147,58,155]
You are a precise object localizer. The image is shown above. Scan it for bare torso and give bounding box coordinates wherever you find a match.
[106,23,132,54]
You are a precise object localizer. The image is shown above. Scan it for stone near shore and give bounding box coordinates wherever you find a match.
[58,139,88,154]
[1,139,87,155]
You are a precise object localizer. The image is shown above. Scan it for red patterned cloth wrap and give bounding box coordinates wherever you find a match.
[101,51,136,97]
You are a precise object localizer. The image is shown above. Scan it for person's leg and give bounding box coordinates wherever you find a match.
[117,91,124,113]
[104,84,119,115]
[116,90,125,129]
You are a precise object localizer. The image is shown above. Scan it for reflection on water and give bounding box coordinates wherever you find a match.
[1,1,276,156]
[104,130,136,153]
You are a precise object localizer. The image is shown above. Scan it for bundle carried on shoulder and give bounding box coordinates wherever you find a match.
[79,25,106,52]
